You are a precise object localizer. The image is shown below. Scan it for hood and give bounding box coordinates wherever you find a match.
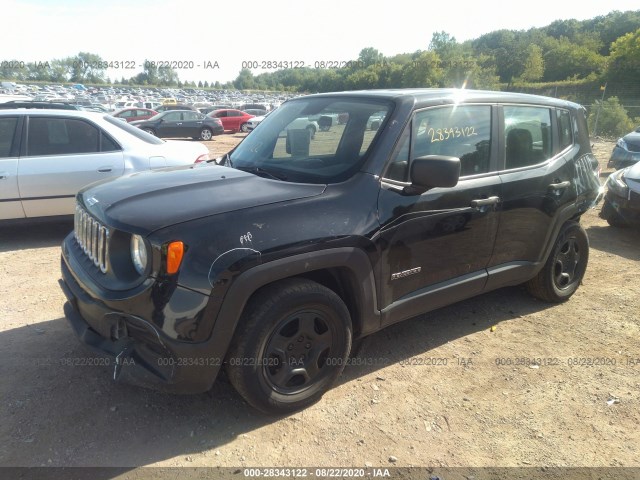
[622,130,640,147]
[624,161,640,183]
[80,165,326,234]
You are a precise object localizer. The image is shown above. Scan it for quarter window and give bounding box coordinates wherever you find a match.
[557,109,573,151]
[504,106,552,169]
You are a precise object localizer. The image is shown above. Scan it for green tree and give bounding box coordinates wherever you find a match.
[233,68,256,90]
[157,65,179,86]
[588,96,635,137]
[357,47,385,67]
[400,51,442,87]
[541,36,606,81]
[0,59,27,80]
[607,28,640,89]
[518,44,545,82]
[68,52,106,83]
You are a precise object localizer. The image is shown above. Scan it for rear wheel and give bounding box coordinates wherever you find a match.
[525,221,589,302]
[200,128,213,141]
[226,278,352,414]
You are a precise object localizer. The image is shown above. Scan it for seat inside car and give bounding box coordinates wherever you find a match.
[506,127,533,168]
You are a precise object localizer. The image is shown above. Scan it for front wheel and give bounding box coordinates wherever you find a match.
[200,128,213,141]
[525,221,589,302]
[240,123,249,133]
[142,128,155,136]
[226,278,352,414]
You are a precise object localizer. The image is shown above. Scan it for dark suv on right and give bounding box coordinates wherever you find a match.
[60,89,602,414]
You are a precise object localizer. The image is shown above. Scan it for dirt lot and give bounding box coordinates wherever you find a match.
[0,137,638,474]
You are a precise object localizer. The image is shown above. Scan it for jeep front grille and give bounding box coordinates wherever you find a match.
[74,204,109,273]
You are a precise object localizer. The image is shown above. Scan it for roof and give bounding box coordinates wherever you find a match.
[0,108,107,120]
[0,101,82,110]
[298,88,580,109]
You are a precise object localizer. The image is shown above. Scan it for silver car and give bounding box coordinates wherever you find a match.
[0,109,210,220]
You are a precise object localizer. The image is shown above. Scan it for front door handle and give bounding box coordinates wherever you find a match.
[0,172,8,180]
[98,167,113,173]
[470,196,500,208]
[549,180,571,190]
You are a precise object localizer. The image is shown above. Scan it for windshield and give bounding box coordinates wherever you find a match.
[229,97,392,184]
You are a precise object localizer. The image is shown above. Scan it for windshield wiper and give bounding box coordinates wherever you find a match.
[236,166,287,181]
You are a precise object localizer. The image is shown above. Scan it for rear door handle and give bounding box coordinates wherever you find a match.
[549,180,571,190]
[98,167,113,173]
[470,196,500,208]
[0,172,8,180]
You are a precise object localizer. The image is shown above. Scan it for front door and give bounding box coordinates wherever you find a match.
[376,104,501,326]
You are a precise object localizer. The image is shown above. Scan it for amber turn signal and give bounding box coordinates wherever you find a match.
[166,241,185,274]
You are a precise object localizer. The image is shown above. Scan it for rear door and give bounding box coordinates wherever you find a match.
[17,115,124,217]
[486,104,575,283]
[0,116,24,219]
[156,111,182,137]
[181,111,205,136]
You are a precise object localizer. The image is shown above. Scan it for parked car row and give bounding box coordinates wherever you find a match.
[131,110,224,140]
[0,109,210,220]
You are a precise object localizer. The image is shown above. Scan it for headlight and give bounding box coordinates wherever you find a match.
[616,138,628,150]
[130,234,148,275]
[606,169,630,199]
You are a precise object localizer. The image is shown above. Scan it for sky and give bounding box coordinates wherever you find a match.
[2,0,639,85]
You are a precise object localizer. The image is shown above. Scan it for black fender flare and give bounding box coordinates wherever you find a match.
[204,247,381,374]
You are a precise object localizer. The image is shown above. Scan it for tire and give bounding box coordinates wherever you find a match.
[199,128,213,141]
[306,125,316,140]
[142,128,155,136]
[525,221,589,303]
[226,278,352,414]
[240,123,249,133]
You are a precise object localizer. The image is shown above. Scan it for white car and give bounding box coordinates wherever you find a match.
[246,111,319,138]
[0,109,210,220]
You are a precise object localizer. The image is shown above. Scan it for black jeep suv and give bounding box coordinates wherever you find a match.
[59,89,602,414]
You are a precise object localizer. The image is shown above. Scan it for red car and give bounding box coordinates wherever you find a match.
[112,107,158,123]
[207,109,255,133]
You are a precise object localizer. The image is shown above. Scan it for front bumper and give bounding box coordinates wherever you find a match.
[600,191,640,226]
[60,251,224,394]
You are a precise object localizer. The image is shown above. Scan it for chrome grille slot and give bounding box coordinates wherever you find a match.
[74,204,109,273]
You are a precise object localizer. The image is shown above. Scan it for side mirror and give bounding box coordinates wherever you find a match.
[410,155,460,191]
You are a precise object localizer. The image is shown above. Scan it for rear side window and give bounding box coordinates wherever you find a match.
[504,106,552,169]
[0,117,18,158]
[27,117,120,156]
[412,105,492,177]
